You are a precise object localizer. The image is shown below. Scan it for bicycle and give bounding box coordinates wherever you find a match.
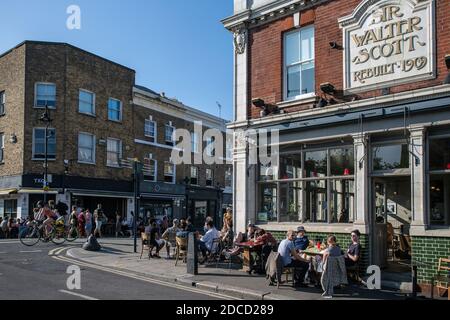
[65,223,79,242]
[19,219,67,246]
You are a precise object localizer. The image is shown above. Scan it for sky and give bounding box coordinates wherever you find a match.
[0,0,234,121]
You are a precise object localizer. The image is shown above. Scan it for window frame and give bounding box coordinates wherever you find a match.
[143,156,157,182]
[4,199,18,219]
[164,161,176,184]
[283,25,315,102]
[34,82,57,109]
[206,168,214,187]
[78,132,96,165]
[32,127,56,161]
[206,137,215,157]
[191,132,199,153]
[0,133,4,163]
[370,141,411,176]
[106,138,122,168]
[144,118,157,142]
[78,89,96,116]
[165,124,175,146]
[190,166,199,185]
[0,91,5,115]
[107,98,122,122]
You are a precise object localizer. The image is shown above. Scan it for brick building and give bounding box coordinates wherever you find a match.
[0,41,232,229]
[223,0,450,290]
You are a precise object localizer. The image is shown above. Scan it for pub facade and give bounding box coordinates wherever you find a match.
[223,0,450,289]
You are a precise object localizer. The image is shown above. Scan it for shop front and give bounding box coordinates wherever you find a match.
[186,186,223,229]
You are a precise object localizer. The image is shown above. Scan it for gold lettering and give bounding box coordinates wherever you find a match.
[406,17,422,33]
[351,34,365,47]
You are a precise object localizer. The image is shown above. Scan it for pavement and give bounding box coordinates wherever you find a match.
[63,238,413,300]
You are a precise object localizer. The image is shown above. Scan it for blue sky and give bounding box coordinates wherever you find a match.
[0,0,234,121]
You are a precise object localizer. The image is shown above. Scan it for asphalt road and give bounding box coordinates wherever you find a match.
[0,240,223,300]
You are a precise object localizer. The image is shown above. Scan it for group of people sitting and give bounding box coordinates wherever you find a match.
[277,227,361,288]
[0,216,27,238]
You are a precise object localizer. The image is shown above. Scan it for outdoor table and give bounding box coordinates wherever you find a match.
[236,241,262,272]
[302,247,324,256]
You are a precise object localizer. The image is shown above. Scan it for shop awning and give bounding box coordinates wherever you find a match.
[67,189,133,198]
[17,188,59,194]
[140,193,185,201]
[0,189,18,195]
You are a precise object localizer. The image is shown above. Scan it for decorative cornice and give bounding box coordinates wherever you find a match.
[222,0,331,32]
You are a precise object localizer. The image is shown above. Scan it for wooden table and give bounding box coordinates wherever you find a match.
[302,247,324,256]
[236,241,262,272]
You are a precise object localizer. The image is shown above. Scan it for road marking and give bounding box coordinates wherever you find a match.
[0,252,7,254]
[20,250,42,253]
[58,290,99,300]
[49,247,73,256]
[52,255,240,300]
[0,241,21,244]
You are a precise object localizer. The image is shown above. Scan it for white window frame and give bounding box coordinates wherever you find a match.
[206,168,214,187]
[106,138,122,168]
[79,89,96,116]
[34,82,57,109]
[32,127,56,161]
[191,132,199,153]
[78,132,96,165]
[164,161,176,184]
[190,166,199,185]
[0,133,4,163]
[0,91,5,115]
[165,124,175,144]
[108,98,122,122]
[145,118,157,142]
[143,155,157,182]
[225,168,232,188]
[283,26,315,102]
[206,137,215,157]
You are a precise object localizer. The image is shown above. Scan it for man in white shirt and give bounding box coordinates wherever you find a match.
[198,220,220,263]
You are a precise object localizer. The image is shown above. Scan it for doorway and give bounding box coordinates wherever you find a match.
[372,176,412,270]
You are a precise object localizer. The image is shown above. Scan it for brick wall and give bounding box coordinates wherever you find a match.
[247,0,450,119]
[23,42,136,181]
[0,45,26,177]
[412,236,450,284]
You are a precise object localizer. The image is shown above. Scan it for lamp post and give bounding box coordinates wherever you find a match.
[39,104,53,203]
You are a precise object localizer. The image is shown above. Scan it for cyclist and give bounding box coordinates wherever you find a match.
[39,201,58,239]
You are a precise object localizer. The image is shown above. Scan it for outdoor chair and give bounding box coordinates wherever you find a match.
[431,257,450,300]
[140,232,154,259]
[205,238,222,266]
[175,236,188,266]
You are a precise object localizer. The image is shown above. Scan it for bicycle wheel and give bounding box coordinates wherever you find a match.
[66,225,79,242]
[51,227,67,245]
[19,225,41,247]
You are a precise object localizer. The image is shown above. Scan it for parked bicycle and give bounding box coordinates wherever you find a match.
[19,218,75,246]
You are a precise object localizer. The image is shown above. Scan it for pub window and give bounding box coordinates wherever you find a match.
[257,143,355,224]
[429,136,450,226]
[284,26,315,101]
[372,144,409,171]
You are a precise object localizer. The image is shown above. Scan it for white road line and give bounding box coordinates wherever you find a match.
[0,241,20,244]
[20,250,42,253]
[58,290,99,300]
[52,255,240,300]
[0,252,7,254]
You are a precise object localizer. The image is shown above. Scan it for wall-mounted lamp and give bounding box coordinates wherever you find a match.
[320,82,336,95]
[252,98,281,117]
[329,41,343,50]
[9,133,17,144]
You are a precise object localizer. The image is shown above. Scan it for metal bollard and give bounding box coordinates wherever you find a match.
[412,264,418,299]
[187,232,198,275]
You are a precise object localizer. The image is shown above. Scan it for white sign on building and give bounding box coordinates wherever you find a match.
[339,0,436,93]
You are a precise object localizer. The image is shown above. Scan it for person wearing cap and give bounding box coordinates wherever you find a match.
[294,226,310,252]
[344,229,361,267]
[162,218,180,259]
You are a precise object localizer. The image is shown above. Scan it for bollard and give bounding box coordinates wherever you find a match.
[187,232,198,275]
[412,265,417,299]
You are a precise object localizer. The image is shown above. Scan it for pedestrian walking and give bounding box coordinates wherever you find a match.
[85,209,93,237]
[94,204,104,238]
[115,211,123,237]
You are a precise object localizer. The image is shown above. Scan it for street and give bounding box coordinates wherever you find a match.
[0,239,230,300]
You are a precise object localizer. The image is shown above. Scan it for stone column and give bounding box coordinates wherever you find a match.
[409,126,427,234]
[233,27,248,122]
[353,133,370,233]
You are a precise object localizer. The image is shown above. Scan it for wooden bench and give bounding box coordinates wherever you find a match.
[431,258,450,300]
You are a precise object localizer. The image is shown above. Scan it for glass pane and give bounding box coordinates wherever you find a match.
[304,150,327,178]
[301,62,315,94]
[301,27,314,61]
[305,180,327,222]
[330,179,354,223]
[34,129,45,139]
[372,144,409,170]
[279,153,301,179]
[430,176,450,226]
[35,144,45,154]
[330,147,354,176]
[258,184,277,223]
[79,91,93,104]
[79,101,93,113]
[285,31,300,66]
[429,138,450,171]
[79,134,92,148]
[287,65,301,98]
[79,147,92,162]
[279,181,303,222]
[107,139,119,152]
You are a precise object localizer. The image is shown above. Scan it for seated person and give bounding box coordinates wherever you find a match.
[278,230,310,287]
[185,217,195,232]
[254,229,276,246]
[234,223,258,244]
[293,226,309,252]
[176,220,191,239]
[145,219,165,259]
[198,220,220,264]
[344,230,361,267]
[162,219,179,259]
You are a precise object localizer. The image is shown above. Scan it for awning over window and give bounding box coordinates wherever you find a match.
[0,189,18,195]
[17,188,59,194]
[67,189,133,198]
